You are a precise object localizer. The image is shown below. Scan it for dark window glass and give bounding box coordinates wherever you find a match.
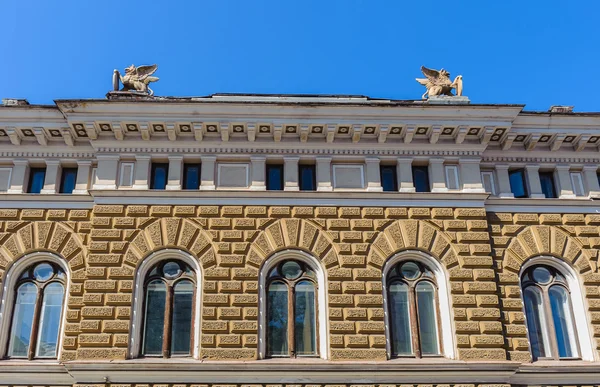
[59,168,77,194]
[380,165,398,192]
[509,169,528,198]
[183,164,201,190]
[266,164,284,191]
[299,165,316,191]
[150,163,169,190]
[539,172,556,199]
[27,168,46,194]
[412,166,430,193]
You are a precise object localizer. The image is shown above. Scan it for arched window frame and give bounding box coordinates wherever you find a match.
[382,250,455,360]
[520,256,595,361]
[129,249,202,359]
[0,252,70,360]
[258,249,328,360]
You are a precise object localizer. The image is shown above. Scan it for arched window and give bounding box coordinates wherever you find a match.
[258,249,328,360]
[521,264,580,360]
[141,259,196,358]
[3,260,66,359]
[386,260,441,357]
[266,260,318,357]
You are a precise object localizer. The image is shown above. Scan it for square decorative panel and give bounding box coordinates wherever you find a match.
[390,127,402,134]
[494,128,506,135]
[364,126,376,134]
[515,135,526,142]
[589,136,599,143]
[468,128,480,135]
[416,127,428,135]
[180,124,191,133]
[311,126,323,134]
[22,129,34,137]
[99,123,112,132]
[491,135,501,141]
[285,126,296,133]
[126,124,138,132]
[49,130,61,137]
[0,129,7,136]
[442,127,454,135]
[207,125,218,133]
[564,136,575,143]
[75,128,87,137]
[153,124,165,132]
[539,135,551,142]
[338,126,350,134]
[259,125,271,133]
[232,125,244,133]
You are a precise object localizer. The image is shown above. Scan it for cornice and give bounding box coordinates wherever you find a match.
[482,155,600,163]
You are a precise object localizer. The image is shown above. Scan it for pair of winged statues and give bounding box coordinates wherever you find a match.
[113,64,463,100]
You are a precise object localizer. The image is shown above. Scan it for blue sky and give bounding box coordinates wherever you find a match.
[1,1,598,111]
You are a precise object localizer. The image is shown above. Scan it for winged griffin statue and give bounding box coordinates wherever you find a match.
[112,64,159,96]
[416,66,463,99]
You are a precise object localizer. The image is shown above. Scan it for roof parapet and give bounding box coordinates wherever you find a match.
[549,105,574,113]
[2,98,29,106]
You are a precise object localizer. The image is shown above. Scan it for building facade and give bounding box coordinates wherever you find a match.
[0,93,599,387]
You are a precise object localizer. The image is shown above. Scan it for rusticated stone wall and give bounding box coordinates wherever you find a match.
[0,206,598,364]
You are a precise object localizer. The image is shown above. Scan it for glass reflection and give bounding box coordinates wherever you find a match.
[416,282,439,355]
[294,281,316,356]
[389,281,412,355]
[523,286,550,359]
[267,281,288,356]
[171,280,193,355]
[549,286,578,358]
[8,283,37,357]
[143,280,166,355]
[35,283,64,358]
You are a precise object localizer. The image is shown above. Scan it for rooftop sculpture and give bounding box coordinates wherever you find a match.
[112,64,159,96]
[416,66,463,100]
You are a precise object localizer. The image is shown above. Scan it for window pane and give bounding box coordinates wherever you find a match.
[539,172,556,199]
[267,164,284,191]
[416,281,439,355]
[294,280,317,356]
[299,165,316,191]
[35,282,64,358]
[143,280,166,355]
[171,280,194,355]
[59,168,78,194]
[389,281,412,355]
[412,166,430,193]
[523,286,551,359]
[380,166,398,192]
[509,169,528,198]
[28,168,46,194]
[8,283,38,357]
[150,163,169,190]
[183,164,200,190]
[267,281,288,356]
[549,286,578,358]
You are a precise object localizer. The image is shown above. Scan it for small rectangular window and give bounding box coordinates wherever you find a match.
[266,164,284,191]
[183,164,201,190]
[119,162,135,188]
[27,168,46,194]
[59,168,78,194]
[509,169,528,198]
[444,165,460,190]
[151,163,169,190]
[0,167,12,192]
[299,164,316,191]
[481,171,496,195]
[539,171,557,199]
[380,165,398,192]
[570,172,585,197]
[412,166,430,193]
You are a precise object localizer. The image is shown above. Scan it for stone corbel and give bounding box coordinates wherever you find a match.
[84,122,98,140]
[455,126,468,144]
[352,124,361,143]
[525,134,541,151]
[574,135,591,152]
[550,134,565,151]
[326,124,336,143]
[502,133,516,150]
[166,123,177,141]
[429,125,441,144]
[33,127,47,146]
[193,123,203,141]
[112,122,124,140]
[404,125,415,143]
[273,124,283,142]
[61,128,74,146]
[140,122,151,140]
[5,127,20,145]
[378,125,389,144]
[480,126,495,145]
[247,123,256,142]
[300,124,309,143]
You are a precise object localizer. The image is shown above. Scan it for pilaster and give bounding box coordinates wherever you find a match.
[200,155,216,191]
[583,165,600,198]
[94,155,119,190]
[459,158,485,193]
[429,158,447,192]
[7,159,28,194]
[72,160,92,195]
[283,156,299,191]
[556,164,575,199]
[525,164,544,198]
[316,157,333,192]
[365,157,382,192]
[250,156,266,191]
[397,157,415,192]
[496,164,514,198]
[166,155,183,191]
[41,160,60,194]
[133,155,151,190]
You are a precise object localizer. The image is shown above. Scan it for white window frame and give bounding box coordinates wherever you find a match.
[570,172,585,197]
[216,163,249,189]
[520,256,595,361]
[332,164,365,190]
[0,252,70,360]
[481,170,497,196]
[129,249,202,359]
[118,162,135,188]
[382,250,455,360]
[0,167,13,193]
[444,165,460,191]
[258,249,329,360]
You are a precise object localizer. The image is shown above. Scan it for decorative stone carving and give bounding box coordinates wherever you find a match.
[416,66,463,99]
[112,64,159,96]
